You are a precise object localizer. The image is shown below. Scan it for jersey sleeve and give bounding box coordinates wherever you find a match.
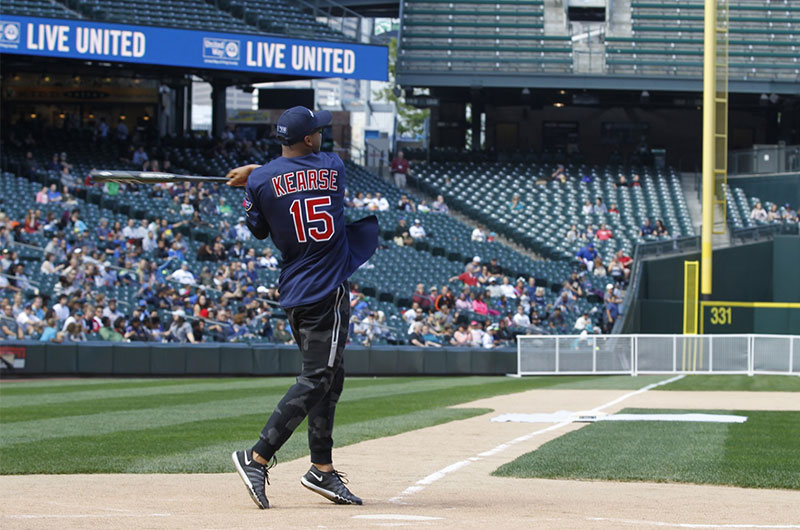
[244,180,270,240]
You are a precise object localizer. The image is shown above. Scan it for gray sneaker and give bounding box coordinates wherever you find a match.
[232,450,270,509]
[300,466,363,505]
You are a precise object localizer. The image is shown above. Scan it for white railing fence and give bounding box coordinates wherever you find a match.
[516,334,799,376]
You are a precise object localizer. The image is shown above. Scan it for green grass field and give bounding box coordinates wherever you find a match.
[1,375,796,481]
[0,375,659,475]
[495,407,800,490]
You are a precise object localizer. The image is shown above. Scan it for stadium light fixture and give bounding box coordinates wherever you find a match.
[553,102,565,108]
[29,113,37,119]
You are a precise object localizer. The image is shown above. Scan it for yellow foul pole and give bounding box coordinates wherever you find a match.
[701,0,717,297]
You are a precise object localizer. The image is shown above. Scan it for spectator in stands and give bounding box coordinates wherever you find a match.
[390,150,411,188]
[574,312,593,334]
[593,198,608,215]
[22,152,39,179]
[562,273,582,301]
[417,200,431,213]
[95,117,109,141]
[409,219,426,239]
[547,308,566,330]
[393,218,413,247]
[411,283,433,311]
[47,183,62,203]
[582,200,593,215]
[472,292,489,316]
[468,320,484,347]
[408,322,432,347]
[132,146,149,168]
[23,210,39,234]
[434,285,454,312]
[509,194,524,212]
[781,204,797,223]
[451,323,470,346]
[639,218,654,237]
[596,223,613,241]
[124,318,152,342]
[60,166,78,191]
[432,195,449,214]
[47,153,61,172]
[583,224,596,241]
[654,219,670,237]
[397,194,416,212]
[551,164,566,183]
[631,174,641,187]
[608,203,619,215]
[103,298,123,322]
[35,186,49,204]
[66,321,86,343]
[39,316,59,342]
[767,204,781,222]
[615,174,628,188]
[421,324,443,347]
[350,191,364,209]
[486,277,503,299]
[566,224,578,242]
[615,250,632,279]
[512,305,531,330]
[576,242,598,272]
[593,257,607,277]
[375,192,390,212]
[115,120,129,143]
[234,217,251,241]
[500,276,518,299]
[471,225,486,242]
[272,319,294,344]
[450,263,479,288]
[165,309,195,343]
[481,324,498,349]
[603,298,619,334]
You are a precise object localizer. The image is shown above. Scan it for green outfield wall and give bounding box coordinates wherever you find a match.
[0,342,517,377]
[628,236,800,334]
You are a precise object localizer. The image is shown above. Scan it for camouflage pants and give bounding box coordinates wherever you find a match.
[252,283,349,465]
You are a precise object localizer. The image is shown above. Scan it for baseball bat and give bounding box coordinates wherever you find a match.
[90,170,230,184]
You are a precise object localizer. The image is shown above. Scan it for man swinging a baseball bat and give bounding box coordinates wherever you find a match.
[228,106,378,509]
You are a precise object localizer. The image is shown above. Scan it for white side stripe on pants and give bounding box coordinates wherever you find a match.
[328,285,345,368]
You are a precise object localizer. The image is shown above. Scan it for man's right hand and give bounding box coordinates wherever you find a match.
[226,164,261,187]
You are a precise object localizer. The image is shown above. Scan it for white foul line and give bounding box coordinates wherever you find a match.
[586,517,800,529]
[388,375,685,504]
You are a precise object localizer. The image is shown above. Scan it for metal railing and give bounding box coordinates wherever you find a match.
[516,333,799,376]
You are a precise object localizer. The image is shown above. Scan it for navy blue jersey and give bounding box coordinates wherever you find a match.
[244,152,378,308]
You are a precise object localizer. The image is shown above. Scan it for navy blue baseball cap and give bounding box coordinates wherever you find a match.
[276,106,332,145]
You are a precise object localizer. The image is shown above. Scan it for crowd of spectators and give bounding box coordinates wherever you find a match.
[750,201,799,224]
[394,246,625,348]
[0,169,298,344]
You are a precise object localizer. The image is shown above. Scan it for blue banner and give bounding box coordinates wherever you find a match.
[0,15,388,81]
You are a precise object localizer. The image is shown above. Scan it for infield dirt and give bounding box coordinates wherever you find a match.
[2,388,799,529]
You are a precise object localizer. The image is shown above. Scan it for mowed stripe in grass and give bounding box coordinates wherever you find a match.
[0,375,618,474]
[494,408,800,490]
[660,375,800,392]
[0,376,525,426]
